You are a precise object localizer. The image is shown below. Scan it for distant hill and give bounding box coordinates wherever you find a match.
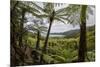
[50,25,95,38]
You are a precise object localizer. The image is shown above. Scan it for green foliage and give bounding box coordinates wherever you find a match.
[25,26,95,63]
[43,54,54,63]
[51,55,66,63]
[87,51,95,61]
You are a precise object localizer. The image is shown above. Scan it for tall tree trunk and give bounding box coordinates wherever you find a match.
[33,31,40,64]
[40,11,55,64]
[39,20,53,64]
[10,1,19,66]
[43,20,53,53]
[78,5,87,62]
[18,9,26,65]
[43,10,55,53]
[19,9,25,48]
[36,30,40,50]
[11,23,16,66]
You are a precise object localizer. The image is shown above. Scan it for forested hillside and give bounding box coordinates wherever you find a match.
[50,25,95,38]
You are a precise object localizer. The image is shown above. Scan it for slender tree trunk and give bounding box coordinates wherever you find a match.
[43,10,55,53]
[33,31,40,64]
[19,9,25,48]
[39,18,53,64]
[36,30,40,50]
[78,5,87,62]
[40,10,55,64]
[43,21,53,53]
[18,9,26,65]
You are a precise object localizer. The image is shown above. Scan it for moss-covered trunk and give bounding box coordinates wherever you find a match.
[78,5,87,62]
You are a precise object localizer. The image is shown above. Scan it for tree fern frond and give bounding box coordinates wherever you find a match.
[54,17,66,24]
[58,16,72,23]
[43,3,54,14]
[87,6,94,15]
[55,7,70,15]
[36,14,49,18]
[31,2,44,12]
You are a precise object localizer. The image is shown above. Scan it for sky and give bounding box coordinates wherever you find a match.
[25,2,95,33]
[45,4,95,33]
[50,11,95,33]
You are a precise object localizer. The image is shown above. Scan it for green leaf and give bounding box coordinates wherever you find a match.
[51,55,66,62]
[43,54,54,63]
